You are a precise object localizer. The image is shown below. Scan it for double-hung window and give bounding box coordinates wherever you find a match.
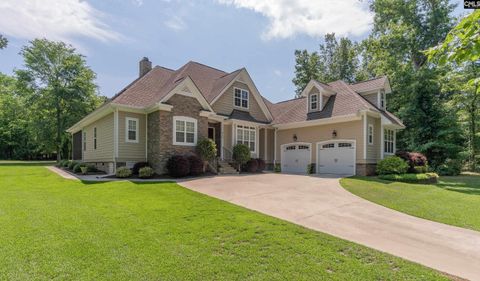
[174,116,197,146]
[380,90,386,109]
[368,124,374,145]
[234,88,249,109]
[126,117,139,143]
[83,131,86,151]
[236,125,256,152]
[384,129,395,154]
[93,127,97,150]
[310,94,318,110]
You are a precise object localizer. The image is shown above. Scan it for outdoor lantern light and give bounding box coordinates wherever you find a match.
[293,134,298,142]
[332,130,337,138]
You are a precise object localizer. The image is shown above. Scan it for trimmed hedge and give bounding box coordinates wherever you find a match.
[256,158,266,172]
[132,162,148,175]
[378,173,439,184]
[188,155,204,176]
[138,167,154,178]
[116,166,132,178]
[244,159,258,173]
[376,156,409,175]
[166,155,190,178]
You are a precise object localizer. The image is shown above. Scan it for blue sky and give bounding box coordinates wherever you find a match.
[0,0,468,103]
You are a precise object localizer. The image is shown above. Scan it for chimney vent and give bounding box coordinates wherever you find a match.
[139,57,152,77]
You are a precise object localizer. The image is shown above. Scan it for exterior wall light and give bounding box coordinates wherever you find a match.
[332,130,337,138]
[293,134,298,142]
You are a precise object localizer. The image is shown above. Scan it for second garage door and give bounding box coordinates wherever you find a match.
[317,140,356,175]
[281,143,311,174]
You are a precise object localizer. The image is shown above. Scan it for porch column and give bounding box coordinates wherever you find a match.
[220,122,224,160]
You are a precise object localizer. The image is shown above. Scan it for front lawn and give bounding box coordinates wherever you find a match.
[341,175,480,232]
[0,164,447,280]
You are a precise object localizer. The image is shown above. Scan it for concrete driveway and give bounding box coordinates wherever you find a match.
[180,173,480,280]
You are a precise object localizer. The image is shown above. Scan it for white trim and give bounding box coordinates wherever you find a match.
[173,116,198,146]
[368,124,374,145]
[383,128,395,155]
[299,80,336,98]
[274,114,361,130]
[208,126,216,140]
[145,114,148,161]
[93,127,97,150]
[125,117,139,143]
[234,124,258,155]
[274,128,278,164]
[380,125,385,159]
[233,87,249,109]
[160,77,214,112]
[309,93,318,111]
[316,139,356,175]
[264,128,268,161]
[114,109,119,159]
[319,94,324,111]
[280,142,312,174]
[220,122,224,160]
[363,112,367,161]
[145,103,173,113]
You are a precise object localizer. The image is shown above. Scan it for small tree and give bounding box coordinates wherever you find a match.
[196,138,217,161]
[232,144,251,171]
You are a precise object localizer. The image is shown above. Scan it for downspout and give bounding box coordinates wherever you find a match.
[274,128,278,165]
[113,107,119,173]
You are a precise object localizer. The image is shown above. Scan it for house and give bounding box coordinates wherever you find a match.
[67,58,404,176]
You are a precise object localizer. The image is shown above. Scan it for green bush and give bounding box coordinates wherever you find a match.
[63,160,71,168]
[166,155,190,178]
[138,167,154,178]
[243,159,258,173]
[436,159,462,176]
[57,160,68,167]
[376,156,409,175]
[116,166,132,178]
[306,164,315,174]
[73,163,84,174]
[188,155,204,176]
[232,144,251,170]
[274,163,281,173]
[80,166,88,175]
[68,161,79,170]
[379,173,439,184]
[413,166,428,174]
[196,138,217,161]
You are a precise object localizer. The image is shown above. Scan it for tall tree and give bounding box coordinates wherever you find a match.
[16,39,103,161]
[0,35,7,49]
[292,50,321,97]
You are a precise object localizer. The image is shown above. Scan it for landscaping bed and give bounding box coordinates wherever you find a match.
[378,173,439,184]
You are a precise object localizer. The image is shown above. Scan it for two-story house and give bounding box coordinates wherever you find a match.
[67,58,404,176]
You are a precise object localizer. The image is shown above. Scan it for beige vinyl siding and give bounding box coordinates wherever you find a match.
[117,111,146,162]
[363,93,378,107]
[223,124,233,150]
[275,120,364,164]
[212,81,268,122]
[366,115,381,163]
[83,113,114,162]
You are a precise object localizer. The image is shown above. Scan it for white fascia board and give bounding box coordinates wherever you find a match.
[273,114,361,130]
[67,104,114,133]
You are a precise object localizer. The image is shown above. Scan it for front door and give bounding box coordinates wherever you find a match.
[208,127,215,140]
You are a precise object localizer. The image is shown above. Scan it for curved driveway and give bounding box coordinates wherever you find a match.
[180,173,480,280]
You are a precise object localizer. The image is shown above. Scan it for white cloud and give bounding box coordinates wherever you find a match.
[216,0,373,39]
[0,0,122,44]
[164,15,187,31]
[274,69,282,76]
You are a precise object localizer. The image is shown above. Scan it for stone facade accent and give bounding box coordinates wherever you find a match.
[356,163,377,176]
[148,94,208,174]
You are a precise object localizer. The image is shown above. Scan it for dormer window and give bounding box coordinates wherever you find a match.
[380,90,386,109]
[310,94,318,110]
[234,88,249,109]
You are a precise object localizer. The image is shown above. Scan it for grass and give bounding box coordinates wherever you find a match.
[341,175,480,232]
[0,164,449,281]
[378,173,439,184]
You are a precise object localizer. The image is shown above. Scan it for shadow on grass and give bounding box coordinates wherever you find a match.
[79,180,176,186]
[0,161,56,166]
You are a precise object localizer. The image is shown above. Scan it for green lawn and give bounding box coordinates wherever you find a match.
[0,164,448,280]
[341,175,480,232]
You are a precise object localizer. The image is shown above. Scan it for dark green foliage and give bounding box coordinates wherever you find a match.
[413,166,428,174]
[436,159,462,176]
[256,158,266,172]
[132,162,148,175]
[232,144,251,170]
[166,155,190,178]
[376,156,409,175]
[243,159,258,173]
[306,163,315,175]
[196,138,217,161]
[0,35,7,49]
[116,166,132,178]
[63,160,71,168]
[188,155,204,176]
[378,173,439,184]
[68,161,78,170]
[138,167,154,179]
[72,163,97,174]
[274,163,281,173]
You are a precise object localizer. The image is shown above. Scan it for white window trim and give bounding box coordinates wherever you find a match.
[173,116,197,146]
[384,128,395,155]
[125,117,139,143]
[368,124,374,145]
[93,127,97,150]
[310,93,318,111]
[83,131,86,151]
[235,124,257,154]
[233,87,249,109]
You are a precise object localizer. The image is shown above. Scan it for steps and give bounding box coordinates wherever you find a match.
[218,160,239,175]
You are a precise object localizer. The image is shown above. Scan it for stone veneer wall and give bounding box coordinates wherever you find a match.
[148,94,208,175]
[356,163,377,176]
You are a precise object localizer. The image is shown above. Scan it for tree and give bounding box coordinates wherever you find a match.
[0,35,7,49]
[292,50,320,97]
[16,39,103,161]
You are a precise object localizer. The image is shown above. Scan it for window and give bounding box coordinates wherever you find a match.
[310,94,318,110]
[173,116,197,146]
[339,142,352,148]
[380,90,385,109]
[384,129,395,154]
[125,118,139,143]
[93,127,97,150]
[234,88,249,109]
[322,143,334,149]
[236,125,256,152]
[286,145,296,150]
[368,124,374,145]
[298,145,310,150]
[83,131,86,151]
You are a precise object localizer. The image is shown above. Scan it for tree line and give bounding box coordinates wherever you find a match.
[0,38,105,161]
[292,1,479,172]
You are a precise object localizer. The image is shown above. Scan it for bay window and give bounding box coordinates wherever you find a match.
[236,125,256,152]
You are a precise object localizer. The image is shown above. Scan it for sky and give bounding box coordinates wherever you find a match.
[0,0,469,103]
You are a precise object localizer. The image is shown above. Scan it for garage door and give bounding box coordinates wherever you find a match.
[281,143,311,174]
[317,141,355,175]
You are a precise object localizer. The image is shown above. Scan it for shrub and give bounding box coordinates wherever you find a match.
[196,138,217,161]
[233,144,251,170]
[116,166,132,178]
[73,163,84,173]
[306,163,315,174]
[256,158,266,172]
[274,163,281,173]
[436,159,462,176]
[166,155,190,178]
[80,166,88,175]
[376,156,409,175]
[188,155,204,176]
[132,162,148,175]
[379,173,439,184]
[68,161,79,170]
[138,167,154,178]
[57,160,67,167]
[243,159,258,173]
[62,160,71,168]
[413,165,428,174]
[396,151,428,172]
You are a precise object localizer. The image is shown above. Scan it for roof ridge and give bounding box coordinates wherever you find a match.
[187,60,228,74]
[110,67,159,103]
[153,65,175,72]
[275,96,305,104]
[351,75,386,85]
[217,68,243,79]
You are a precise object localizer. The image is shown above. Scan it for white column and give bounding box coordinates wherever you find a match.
[363,112,367,161]
[220,122,224,160]
[380,125,384,159]
[264,128,268,161]
[274,128,278,164]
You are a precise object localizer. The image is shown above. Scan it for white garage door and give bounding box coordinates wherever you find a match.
[281,143,311,174]
[317,140,355,175]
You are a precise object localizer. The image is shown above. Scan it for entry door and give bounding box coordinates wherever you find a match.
[208,127,215,140]
[281,143,311,174]
[317,141,355,175]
